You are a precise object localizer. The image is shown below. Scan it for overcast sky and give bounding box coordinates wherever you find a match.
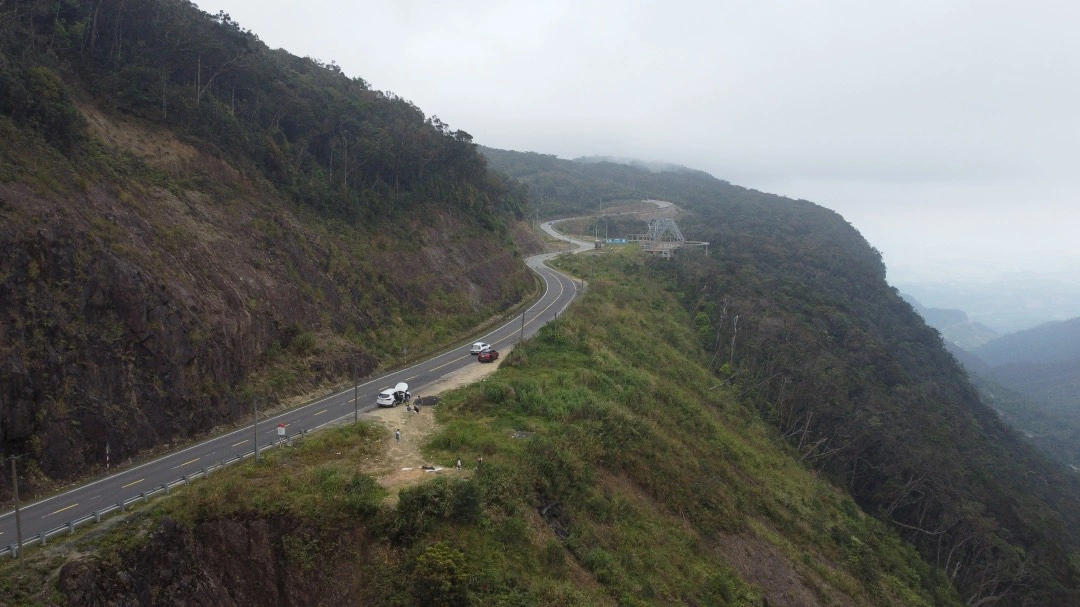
[198,0,1079,285]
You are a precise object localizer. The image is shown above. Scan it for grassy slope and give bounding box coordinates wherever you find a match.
[481,147,1080,604]
[13,248,960,607]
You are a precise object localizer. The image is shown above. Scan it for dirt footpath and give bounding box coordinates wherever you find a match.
[359,349,507,502]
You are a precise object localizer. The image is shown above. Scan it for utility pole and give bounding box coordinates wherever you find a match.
[253,397,260,462]
[10,455,24,567]
[535,185,543,227]
[105,442,110,472]
[520,310,525,340]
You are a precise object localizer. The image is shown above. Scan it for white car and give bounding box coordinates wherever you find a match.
[376,382,410,407]
[470,342,491,355]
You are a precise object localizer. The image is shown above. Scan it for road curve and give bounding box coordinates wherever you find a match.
[0,223,596,554]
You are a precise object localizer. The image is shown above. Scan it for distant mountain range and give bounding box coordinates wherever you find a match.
[975,318,1080,466]
[901,294,999,349]
[892,269,1080,333]
[910,300,1080,468]
[973,317,1080,366]
[572,155,698,174]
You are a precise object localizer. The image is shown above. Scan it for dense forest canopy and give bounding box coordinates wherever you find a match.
[1,0,530,224]
[951,318,1080,470]
[480,146,665,218]
[0,1,540,493]
[2,1,1079,601]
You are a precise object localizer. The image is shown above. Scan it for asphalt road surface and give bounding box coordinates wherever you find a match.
[0,223,595,554]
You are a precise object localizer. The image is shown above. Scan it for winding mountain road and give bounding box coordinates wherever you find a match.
[0,223,596,556]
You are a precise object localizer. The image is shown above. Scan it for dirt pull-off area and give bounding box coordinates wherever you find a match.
[358,349,508,503]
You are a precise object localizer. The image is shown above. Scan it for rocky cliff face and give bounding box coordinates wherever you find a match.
[0,110,534,494]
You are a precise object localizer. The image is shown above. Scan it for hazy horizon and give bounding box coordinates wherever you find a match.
[196,1,1080,323]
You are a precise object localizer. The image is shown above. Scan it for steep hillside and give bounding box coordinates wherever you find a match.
[670,195,1080,606]
[901,294,999,350]
[0,1,536,493]
[479,146,694,218]
[943,318,1080,469]
[982,356,1080,468]
[991,358,1080,411]
[483,149,1080,605]
[974,317,1080,366]
[942,341,993,376]
[966,373,1080,469]
[5,249,961,607]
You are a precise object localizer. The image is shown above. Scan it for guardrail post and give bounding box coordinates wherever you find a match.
[182,474,188,483]
[119,500,125,512]
[94,510,101,523]
[8,544,17,558]
[68,522,75,535]
[141,492,147,503]
[39,532,46,546]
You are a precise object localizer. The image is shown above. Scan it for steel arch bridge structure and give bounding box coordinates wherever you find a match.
[627,217,708,258]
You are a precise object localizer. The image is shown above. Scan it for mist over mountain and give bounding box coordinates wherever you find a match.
[573,155,700,174]
[3,2,1080,603]
[901,293,999,349]
[891,264,1080,333]
[974,317,1080,366]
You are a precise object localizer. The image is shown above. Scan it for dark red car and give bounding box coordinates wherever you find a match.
[477,349,499,363]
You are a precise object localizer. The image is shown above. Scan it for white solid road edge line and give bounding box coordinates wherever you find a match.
[0,223,592,522]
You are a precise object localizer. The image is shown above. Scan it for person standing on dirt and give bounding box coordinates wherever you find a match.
[395,428,401,442]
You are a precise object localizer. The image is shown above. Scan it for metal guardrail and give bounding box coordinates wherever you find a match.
[2,432,304,560]
[3,224,584,562]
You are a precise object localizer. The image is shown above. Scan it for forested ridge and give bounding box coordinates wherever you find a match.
[9,249,970,606]
[0,0,536,495]
[483,148,1080,605]
[1,0,530,221]
[957,318,1080,470]
[0,1,1077,603]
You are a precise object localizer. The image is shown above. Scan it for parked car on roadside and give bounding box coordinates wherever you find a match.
[470,342,491,355]
[376,382,411,407]
[477,349,499,363]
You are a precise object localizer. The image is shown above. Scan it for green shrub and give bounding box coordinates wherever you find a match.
[411,542,470,607]
[393,478,483,542]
